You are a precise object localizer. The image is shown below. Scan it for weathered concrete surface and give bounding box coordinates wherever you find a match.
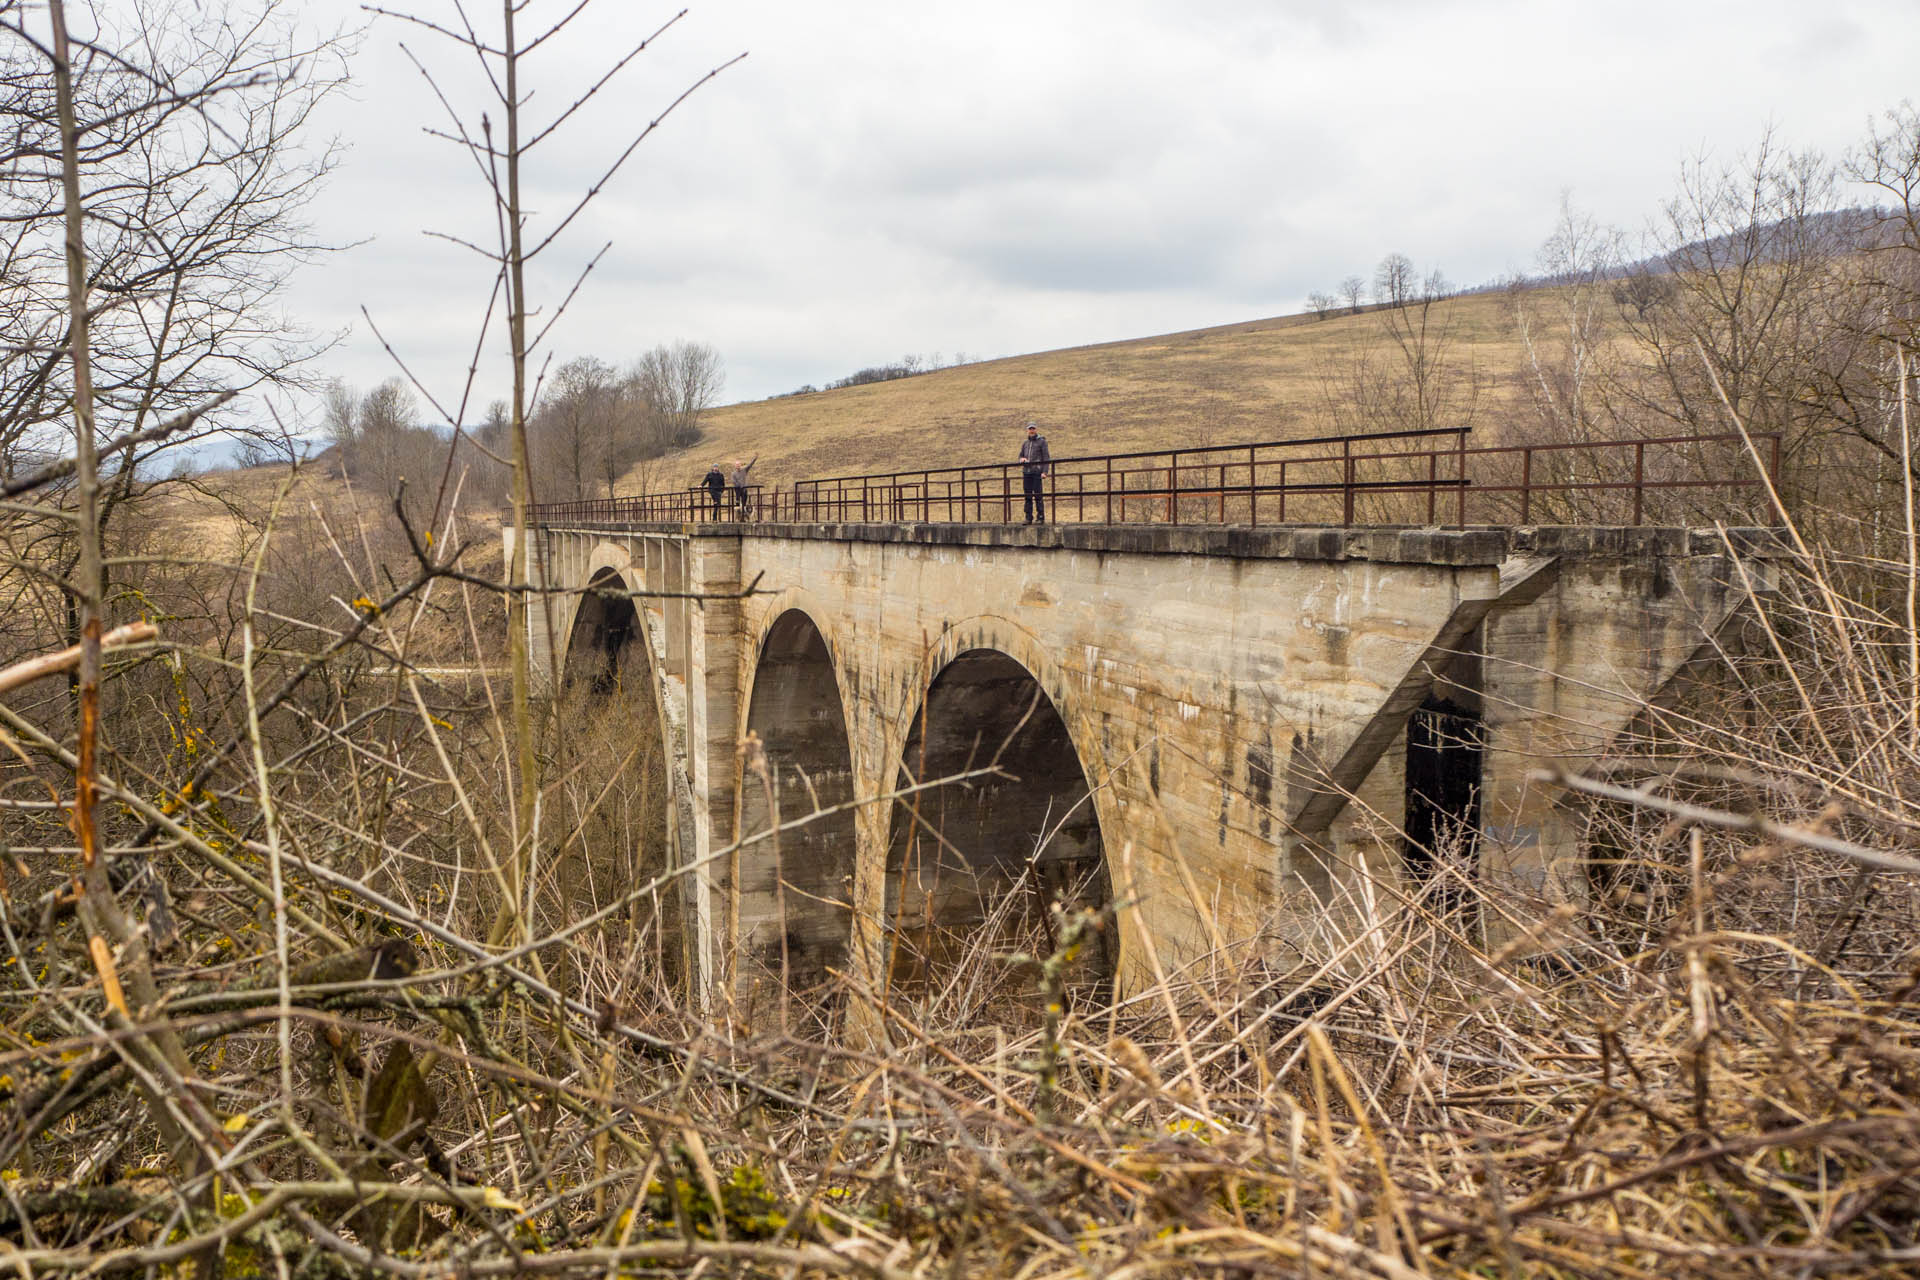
[512,519,1777,1003]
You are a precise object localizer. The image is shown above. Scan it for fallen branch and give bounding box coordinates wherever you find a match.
[1532,767,1920,875]
[0,621,157,699]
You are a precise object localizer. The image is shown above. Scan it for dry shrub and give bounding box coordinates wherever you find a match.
[0,469,1916,1279]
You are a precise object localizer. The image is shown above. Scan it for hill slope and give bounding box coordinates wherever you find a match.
[626,292,1532,493]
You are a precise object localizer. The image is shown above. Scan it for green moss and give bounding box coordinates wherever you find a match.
[640,1157,794,1241]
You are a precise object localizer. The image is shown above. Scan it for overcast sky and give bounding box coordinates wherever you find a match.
[286,0,1920,418]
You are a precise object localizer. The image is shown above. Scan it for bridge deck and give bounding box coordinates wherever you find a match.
[525,519,1786,567]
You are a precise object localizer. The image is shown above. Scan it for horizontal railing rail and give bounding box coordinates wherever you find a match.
[523,428,1782,530]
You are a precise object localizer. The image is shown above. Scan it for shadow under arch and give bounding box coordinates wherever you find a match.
[562,566,643,694]
[736,608,857,1007]
[554,566,680,982]
[886,647,1114,1005]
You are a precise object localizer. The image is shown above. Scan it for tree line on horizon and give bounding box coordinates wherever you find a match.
[775,348,982,399]
[320,339,723,508]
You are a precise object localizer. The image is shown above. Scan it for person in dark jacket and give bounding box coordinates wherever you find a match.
[703,463,726,519]
[730,455,758,519]
[1017,421,1051,523]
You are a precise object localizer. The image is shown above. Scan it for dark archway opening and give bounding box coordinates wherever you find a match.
[1404,688,1485,923]
[555,568,679,985]
[563,569,639,696]
[887,649,1112,1010]
[737,611,857,1009]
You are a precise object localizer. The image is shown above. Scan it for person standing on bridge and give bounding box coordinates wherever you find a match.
[1018,421,1052,524]
[730,455,758,520]
[703,462,726,520]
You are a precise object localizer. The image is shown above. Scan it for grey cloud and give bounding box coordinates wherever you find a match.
[157,0,1920,410]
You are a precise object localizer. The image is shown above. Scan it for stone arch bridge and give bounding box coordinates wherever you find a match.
[508,516,1775,1007]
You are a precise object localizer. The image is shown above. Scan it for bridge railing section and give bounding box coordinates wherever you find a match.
[522,486,771,525]
[523,428,1781,528]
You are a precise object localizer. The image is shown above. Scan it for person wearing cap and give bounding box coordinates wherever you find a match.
[702,462,726,519]
[1017,421,1052,524]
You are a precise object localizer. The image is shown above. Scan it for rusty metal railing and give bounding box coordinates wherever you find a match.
[524,427,1782,529]
[528,485,771,526]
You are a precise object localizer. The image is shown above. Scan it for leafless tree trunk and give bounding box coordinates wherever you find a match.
[1507,195,1623,445]
[1340,273,1366,314]
[1373,252,1415,307]
[632,339,726,452]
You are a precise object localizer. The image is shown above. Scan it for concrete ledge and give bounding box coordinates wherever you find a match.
[533,520,1788,565]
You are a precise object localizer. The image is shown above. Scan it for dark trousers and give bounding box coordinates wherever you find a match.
[733,484,750,518]
[707,488,724,519]
[1022,471,1045,522]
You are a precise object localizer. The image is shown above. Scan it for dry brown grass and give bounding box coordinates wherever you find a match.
[631,294,1539,493]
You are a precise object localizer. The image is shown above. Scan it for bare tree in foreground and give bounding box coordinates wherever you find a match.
[0,0,346,665]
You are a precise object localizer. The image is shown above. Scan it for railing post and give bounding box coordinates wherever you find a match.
[1632,440,1645,526]
[1247,446,1256,525]
[1456,429,1467,525]
[1168,452,1178,524]
[1520,447,1532,524]
[1106,457,1114,524]
[1278,459,1287,523]
[1342,437,1354,526]
[1427,451,1437,524]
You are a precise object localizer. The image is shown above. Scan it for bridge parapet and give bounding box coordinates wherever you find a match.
[524,514,1787,567]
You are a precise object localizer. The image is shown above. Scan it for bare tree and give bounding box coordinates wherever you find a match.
[0,0,344,487]
[0,0,347,681]
[1508,195,1624,444]
[632,339,725,451]
[1318,255,1482,446]
[1851,103,1920,354]
[1307,291,1339,320]
[366,0,741,951]
[533,355,624,500]
[1373,252,1416,307]
[1611,131,1883,526]
[478,397,511,451]
[320,378,360,453]
[1340,274,1367,314]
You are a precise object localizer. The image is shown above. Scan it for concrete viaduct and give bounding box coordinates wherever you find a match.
[507,516,1773,1013]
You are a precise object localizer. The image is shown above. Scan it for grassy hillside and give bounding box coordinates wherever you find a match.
[626,291,1535,494]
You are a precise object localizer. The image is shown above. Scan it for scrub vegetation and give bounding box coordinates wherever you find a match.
[3,1,1920,1277]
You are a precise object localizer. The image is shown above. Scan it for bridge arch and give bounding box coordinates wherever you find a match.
[884,617,1119,1003]
[561,564,646,693]
[553,560,682,979]
[734,606,858,1009]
